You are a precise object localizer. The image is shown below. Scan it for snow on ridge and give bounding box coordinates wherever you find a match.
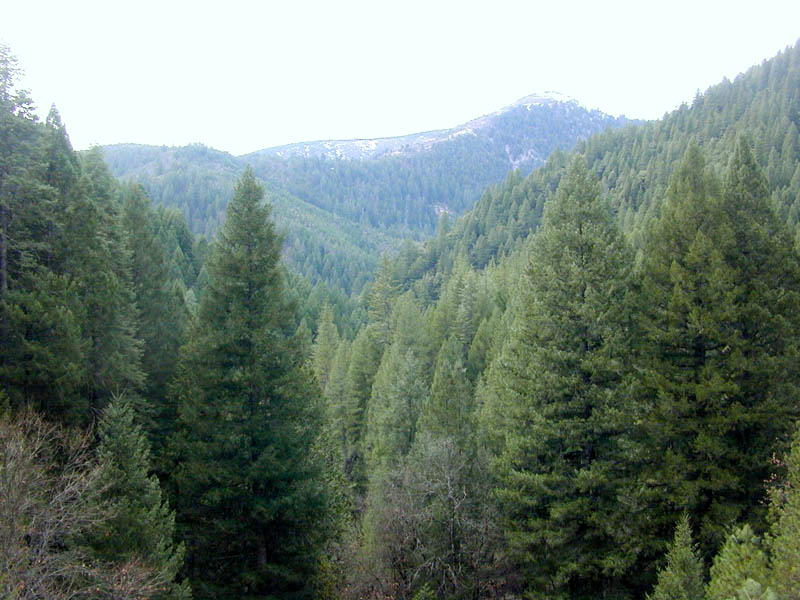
[513,91,577,107]
[257,91,609,160]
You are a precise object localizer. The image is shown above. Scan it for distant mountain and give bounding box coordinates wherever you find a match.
[249,91,602,162]
[102,93,633,294]
[421,42,800,275]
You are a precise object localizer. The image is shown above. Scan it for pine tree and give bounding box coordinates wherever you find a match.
[416,334,472,443]
[120,183,188,444]
[43,106,79,196]
[61,150,144,409]
[486,157,635,598]
[0,50,87,421]
[312,304,339,390]
[768,425,800,598]
[634,142,800,560]
[364,342,427,471]
[647,515,705,600]
[706,525,770,600]
[168,168,328,599]
[90,395,190,599]
[324,338,351,448]
[342,324,382,492]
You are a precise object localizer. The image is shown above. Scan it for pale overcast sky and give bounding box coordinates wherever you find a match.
[3,0,799,155]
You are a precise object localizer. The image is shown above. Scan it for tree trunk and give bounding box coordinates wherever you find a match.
[257,535,267,569]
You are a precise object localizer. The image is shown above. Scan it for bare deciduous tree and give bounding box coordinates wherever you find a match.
[351,434,513,600]
[0,409,165,599]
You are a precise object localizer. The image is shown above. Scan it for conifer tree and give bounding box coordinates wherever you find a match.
[168,168,327,599]
[324,338,351,446]
[90,395,190,599]
[342,324,382,491]
[768,425,800,598]
[0,52,87,421]
[121,184,187,402]
[61,150,144,409]
[416,334,472,443]
[635,142,800,559]
[312,303,339,390]
[647,515,705,600]
[43,106,79,196]
[486,157,635,598]
[364,342,426,472]
[706,525,770,600]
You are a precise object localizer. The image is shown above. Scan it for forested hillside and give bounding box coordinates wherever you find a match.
[3,36,800,600]
[425,43,800,272]
[102,96,630,294]
[0,44,335,599]
[309,40,800,600]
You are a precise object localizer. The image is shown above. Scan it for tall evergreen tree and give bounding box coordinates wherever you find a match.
[61,150,144,409]
[342,324,382,493]
[168,168,328,599]
[0,50,87,421]
[485,157,636,599]
[121,183,188,414]
[706,525,770,600]
[90,395,190,599]
[416,334,472,444]
[364,342,427,472]
[647,515,705,600]
[312,304,339,390]
[634,142,800,561]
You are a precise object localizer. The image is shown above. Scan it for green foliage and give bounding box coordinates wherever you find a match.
[768,426,800,598]
[101,100,630,297]
[90,395,190,599]
[364,342,426,472]
[120,183,190,448]
[342,325,383,493]
[427,42,800,276]
[633,142,800,560]
[647,515,705,600]
[168,168,329,599]
[312,304,340,389]
[707,525,770,600]
[416,334,472,442]
[485,157,636,598]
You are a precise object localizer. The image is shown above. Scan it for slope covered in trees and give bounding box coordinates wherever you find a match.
[5,35,800,600]
[0,45,335,600]
[420,42,800,273]
[307,40,800,600]
[102,97,630,295]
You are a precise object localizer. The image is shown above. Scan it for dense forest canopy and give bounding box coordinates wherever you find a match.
[101,97,630,296]
[2,38,800,600]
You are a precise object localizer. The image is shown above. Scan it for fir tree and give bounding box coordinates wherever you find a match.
[168,168,328,599]
[120,183,188,444]
[416,334,472,443]
[364,342,426,472]
[706,525,770,600]
[342,324,382,492]
[90,395,190,600]
[312,303,339,390]
[634,142,800,560]
[62,150,144,408]
[487,157,635,598]
[647,515,705,600]
[768,425,800,598]
[324,338,351,449]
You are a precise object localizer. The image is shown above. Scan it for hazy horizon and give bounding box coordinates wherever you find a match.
[4,0,800,155]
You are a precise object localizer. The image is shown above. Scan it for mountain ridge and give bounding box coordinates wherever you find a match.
[101,91,633,294]
[245,91,631,161]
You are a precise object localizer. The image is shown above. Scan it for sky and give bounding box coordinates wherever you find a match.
[3,0,800,156]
